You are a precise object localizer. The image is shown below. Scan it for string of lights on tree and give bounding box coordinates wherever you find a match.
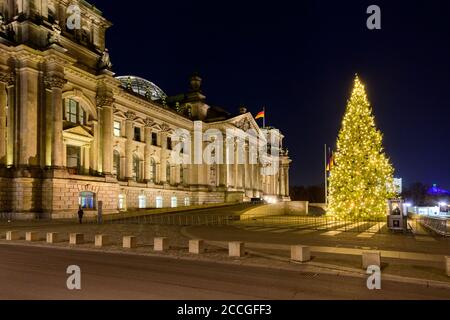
[328,75,396,219]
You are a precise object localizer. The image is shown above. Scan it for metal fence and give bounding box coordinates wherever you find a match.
[419,216,450,236]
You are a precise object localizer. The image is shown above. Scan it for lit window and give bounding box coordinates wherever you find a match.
[184,197,190,206]
[156,196,163,209]
[79,192,96,209]
[171,196,177,208]
[118,194,125,210]
[114,121,121,137]
[138,195,146,209]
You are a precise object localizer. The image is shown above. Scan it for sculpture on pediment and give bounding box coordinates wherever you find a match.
[236,118,251,131]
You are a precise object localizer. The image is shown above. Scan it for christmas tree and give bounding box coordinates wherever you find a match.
[328,75,395,220]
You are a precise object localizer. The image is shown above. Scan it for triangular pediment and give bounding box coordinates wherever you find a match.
[64,126,93,139]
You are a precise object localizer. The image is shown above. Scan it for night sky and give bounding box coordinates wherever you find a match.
[88,0,450,189]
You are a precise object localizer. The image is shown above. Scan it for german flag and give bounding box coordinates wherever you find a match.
[255,110,265,120]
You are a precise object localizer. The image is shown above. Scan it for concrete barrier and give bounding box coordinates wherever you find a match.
[123,236,137,249]
[25,232,39,242]
[69,233,84,245]
[291,245,311,262]
[154,237,169,252]
[362,251,381,269]
[189,239,205,254]
[6,231,20,241]
[95,234,110,247]
[46,232,60,243]
[229,242,245,257]
[446,256,450,277]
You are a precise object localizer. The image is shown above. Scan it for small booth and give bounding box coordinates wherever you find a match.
[387,199,407,232]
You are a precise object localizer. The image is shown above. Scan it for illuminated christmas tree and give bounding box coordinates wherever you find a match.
[328,75,395,219]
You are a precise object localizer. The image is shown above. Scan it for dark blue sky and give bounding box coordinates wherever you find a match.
[89,0,450,188]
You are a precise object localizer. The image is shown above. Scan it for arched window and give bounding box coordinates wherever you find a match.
[113,150,121,179]
[149,158,156,183]
[133,154,141,182]
[166,161,171,184]
[64,98,87,125]
[79,192,96,209]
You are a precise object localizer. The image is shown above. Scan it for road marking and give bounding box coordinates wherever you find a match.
[293,229,316,235]
[414,236,436,242]
[271,228,294,233]
[357,223,386,238]
[320,222,368,236]
[321,231,341,236]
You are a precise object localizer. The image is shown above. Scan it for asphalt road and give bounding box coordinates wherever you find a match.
[0,244,449,300]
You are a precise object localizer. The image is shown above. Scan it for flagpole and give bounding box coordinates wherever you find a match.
[263,107,266,128]
[324,144,328,205]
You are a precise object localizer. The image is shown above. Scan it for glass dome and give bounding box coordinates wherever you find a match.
[116,76,167,101]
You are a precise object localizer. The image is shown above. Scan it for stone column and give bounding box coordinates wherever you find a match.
[0,81,7,165]
[285,166,290,197]
[233,139,239,188]
[160,131,168,183]
[97,93,114,175]
[83,145,90,175]
[144,123,152,182]
[90,120,99,173]
[124,111,135,180]
[280,165,286,196]
[18,64,39,167]
[44,74,66,168]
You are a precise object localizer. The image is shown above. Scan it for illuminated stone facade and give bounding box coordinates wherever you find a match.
[0,0,291,219]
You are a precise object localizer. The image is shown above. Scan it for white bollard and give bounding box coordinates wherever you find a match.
[46,232,60,244]
[95,234,110,247]
[291,245,311,262]
[69,233,84,245]
[189,239,205,254]
[25,232,40,242]
[229,242,245,257]
[154,237,169,252]
[123,236,137,249]
[362,251,381,269]
[446,256,450,277]
[6,231,20,241]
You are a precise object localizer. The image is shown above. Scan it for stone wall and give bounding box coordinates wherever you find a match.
[240,201,309,219]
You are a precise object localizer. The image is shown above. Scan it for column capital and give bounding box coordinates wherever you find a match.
[144,117,155,128]
[0,71,15,86]
[125,110,136,121]
[44,74,67,89]
[96,95,115,108]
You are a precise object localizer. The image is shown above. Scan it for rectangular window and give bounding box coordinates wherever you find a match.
[138,195,146,209]
[156,196,163,209]
[114,121,121,137]
[184,197,190,207]
[171,196,178,208]
[66,99,78,124]
[151,132,158,146]
[134,127,141,141]
[167,137,172,150]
